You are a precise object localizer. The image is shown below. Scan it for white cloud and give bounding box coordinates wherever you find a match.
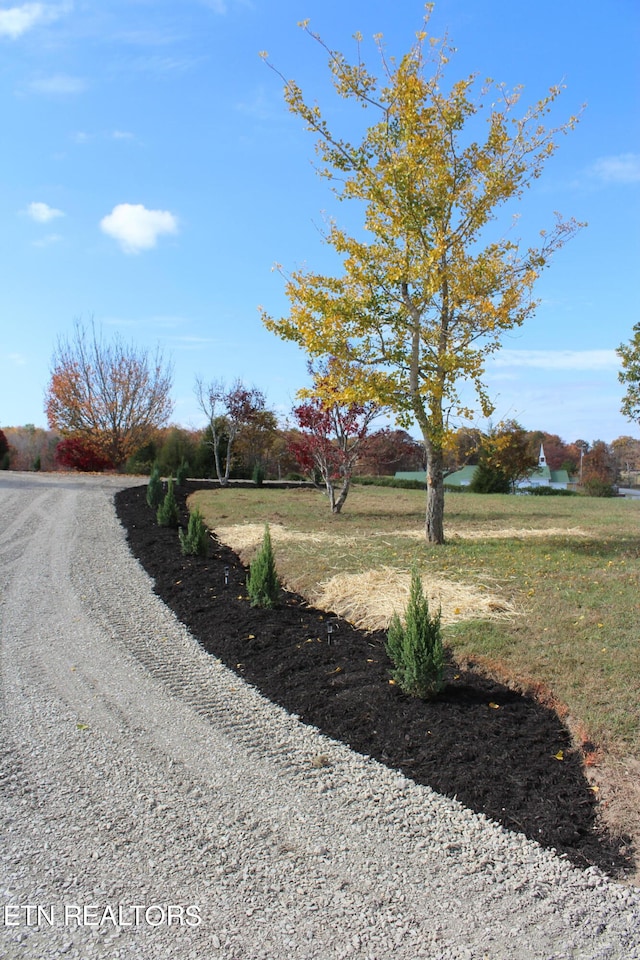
[0,2,69,39]
[170,335,218,347]
[128,54,204,75]
[72,130,135,144]
[235,86,281,122]
[29,73,86,94]
[99,203,179,254]
[590,153,640,185]
[26,200,64,222]
[33,232,63,247]
[490,349,619,371]
[8,352,27,365]
[199,0,228,13]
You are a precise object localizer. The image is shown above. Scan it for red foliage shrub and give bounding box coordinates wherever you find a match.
[55,438,113,472]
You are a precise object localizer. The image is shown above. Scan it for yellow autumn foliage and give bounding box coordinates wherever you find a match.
[261,9,583,541]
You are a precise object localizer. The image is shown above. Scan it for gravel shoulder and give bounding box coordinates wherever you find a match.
[1,472,639,960]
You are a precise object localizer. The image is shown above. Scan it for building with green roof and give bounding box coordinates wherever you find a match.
[395,446,572,491]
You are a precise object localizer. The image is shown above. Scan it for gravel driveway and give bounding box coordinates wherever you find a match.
[1,472,638,960]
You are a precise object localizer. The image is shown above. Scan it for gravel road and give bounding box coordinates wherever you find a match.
[1,472,639,960]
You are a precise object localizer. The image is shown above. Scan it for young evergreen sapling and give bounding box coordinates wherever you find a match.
[252,462,266,486]
[179,506,209,556]
[247,523,280,608]
[146,464,163,509]
[386,566,445,698]
[175,458,190,485]
[157,477,179,528]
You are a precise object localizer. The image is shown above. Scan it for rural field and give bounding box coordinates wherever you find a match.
[193,484,639,775]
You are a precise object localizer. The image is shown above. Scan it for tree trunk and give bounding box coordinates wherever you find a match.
[215,450,228,486]
[210,426,227,487]
[223,424,237,488]
[325,478,337,512]
[222,452,231,487]
[401,281,446,544]
[425,441,445,544]
[332,475,351,514]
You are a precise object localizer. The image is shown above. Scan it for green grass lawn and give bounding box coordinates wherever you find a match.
[192,484,640,761]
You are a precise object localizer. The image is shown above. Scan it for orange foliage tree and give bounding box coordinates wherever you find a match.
[45,321,173,469]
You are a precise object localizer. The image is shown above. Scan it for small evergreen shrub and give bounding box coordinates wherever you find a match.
[520,486,577,497]
[581,478,616,498]
[175,459,190,485]
[179,507,209,556]
[247,524,280,608]
[157,478,179,528]
[146,464,163,509]
[386,566,445,699]
[469,460,510,494]
[125,455,153,475]
[252,462,266,486]
[352,476,426,490]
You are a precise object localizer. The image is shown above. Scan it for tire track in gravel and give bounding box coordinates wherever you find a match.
[0,475,473,959]
[1,473,639,960]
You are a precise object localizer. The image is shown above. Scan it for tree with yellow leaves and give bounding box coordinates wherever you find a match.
[617,322,640,427]
[470,419,539,493]
[261,8,583,543]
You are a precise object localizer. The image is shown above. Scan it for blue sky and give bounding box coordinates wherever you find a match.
[1,0,639,445]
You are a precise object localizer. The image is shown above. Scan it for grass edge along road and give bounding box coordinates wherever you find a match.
[192,485,639,768]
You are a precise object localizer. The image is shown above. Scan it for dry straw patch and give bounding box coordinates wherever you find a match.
[313,567,515,632]
[215,523,517,631]
[219,523,590,555]
[215,522,351,556]
[398,526,591,541]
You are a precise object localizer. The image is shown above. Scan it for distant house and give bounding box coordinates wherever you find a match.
[392,471,428,486]
[395,446,572,491]
[442,465,477,489]
[520,446,571,490]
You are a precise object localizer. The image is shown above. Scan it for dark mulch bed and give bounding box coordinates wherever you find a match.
[115,481,633,879]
